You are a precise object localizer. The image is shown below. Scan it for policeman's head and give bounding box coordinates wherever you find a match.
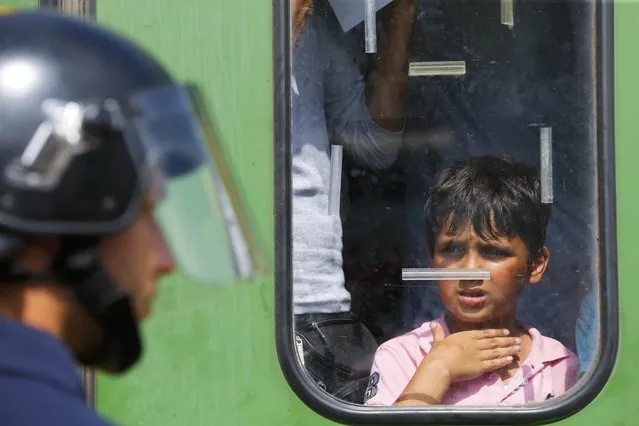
[0,11,262,373]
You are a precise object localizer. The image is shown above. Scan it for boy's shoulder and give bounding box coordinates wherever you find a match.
[528,326,579,365]
[528,327,581,391]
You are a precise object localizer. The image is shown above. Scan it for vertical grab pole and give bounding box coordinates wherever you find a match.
[364,0,377,53]
[540,126,554,204]
[328,145,344,216]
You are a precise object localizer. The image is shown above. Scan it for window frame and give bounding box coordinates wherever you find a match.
[273,0,618,423]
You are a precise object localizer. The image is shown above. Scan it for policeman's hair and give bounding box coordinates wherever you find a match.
[0,234,25,262]
[424,155,551,258]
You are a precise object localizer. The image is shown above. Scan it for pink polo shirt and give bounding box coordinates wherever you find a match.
[364,316,579,406]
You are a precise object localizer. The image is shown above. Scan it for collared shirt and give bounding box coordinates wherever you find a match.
[364,315,580,406]
[0,317,113,425]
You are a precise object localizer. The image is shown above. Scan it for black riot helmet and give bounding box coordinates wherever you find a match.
[0,11,264,372]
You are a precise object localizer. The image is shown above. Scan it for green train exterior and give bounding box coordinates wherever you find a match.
[2,0,637,424]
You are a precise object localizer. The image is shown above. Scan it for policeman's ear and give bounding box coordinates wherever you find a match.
[18,236,62,272]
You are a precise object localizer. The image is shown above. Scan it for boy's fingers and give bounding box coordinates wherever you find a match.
[481,356,514,372]
[479,346,521,361]
[473,329,511,339]
[477,336,521,350]
[430,322,445,342]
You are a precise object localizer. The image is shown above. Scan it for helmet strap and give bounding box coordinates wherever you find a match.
[0,236,142,372]
[49,236,142,373]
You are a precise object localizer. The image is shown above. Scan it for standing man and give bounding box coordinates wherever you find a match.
[0,10,259,425]
[291,0,415,402]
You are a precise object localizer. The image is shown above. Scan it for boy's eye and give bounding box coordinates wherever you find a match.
[480,246,512,258]
[439,242,464,255]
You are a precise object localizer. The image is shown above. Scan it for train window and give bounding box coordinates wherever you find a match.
[275,0,617,424]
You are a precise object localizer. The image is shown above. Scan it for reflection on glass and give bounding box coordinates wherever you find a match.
[409,61,467,77]
[289,0,599,408]
[500,0,514,27]
[539,126,554,204]
[402,268,491,281]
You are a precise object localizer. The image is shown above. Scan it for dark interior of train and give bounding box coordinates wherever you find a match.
[337,0,596,347]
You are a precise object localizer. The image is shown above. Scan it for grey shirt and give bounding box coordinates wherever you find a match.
[292,10,403,314]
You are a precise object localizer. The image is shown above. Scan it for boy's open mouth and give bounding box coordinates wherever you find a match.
[457,288,488,306]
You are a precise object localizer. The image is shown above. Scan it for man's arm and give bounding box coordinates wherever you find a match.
[323,1,416,169]
[366,0,416,132]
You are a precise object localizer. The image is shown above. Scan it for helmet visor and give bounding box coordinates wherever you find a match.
[123,85,266,286]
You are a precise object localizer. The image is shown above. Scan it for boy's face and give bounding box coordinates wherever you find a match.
[431,221,549,326]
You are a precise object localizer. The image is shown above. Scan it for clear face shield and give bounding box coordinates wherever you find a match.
[123,85,266,285]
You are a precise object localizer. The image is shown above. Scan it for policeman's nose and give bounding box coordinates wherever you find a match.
[157,243,176,276]
[154,227,176,276]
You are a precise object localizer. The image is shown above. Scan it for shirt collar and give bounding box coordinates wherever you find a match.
[526,325,573,364]
[420,315,572,364]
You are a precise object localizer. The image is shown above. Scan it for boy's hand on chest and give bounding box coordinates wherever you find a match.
[420,322,523,384]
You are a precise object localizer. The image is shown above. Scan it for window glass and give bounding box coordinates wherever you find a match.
[285,0,609,415]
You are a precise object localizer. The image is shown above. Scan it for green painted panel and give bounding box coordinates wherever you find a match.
[1,0,36,9]
[95,0,329,425]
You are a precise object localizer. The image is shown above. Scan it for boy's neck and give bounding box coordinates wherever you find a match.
[444,312,526,336]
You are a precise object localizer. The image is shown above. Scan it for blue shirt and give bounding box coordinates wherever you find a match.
[0,317,113,426]
[575,291,598,375]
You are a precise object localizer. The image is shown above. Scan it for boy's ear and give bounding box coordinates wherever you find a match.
[528,246,550,285]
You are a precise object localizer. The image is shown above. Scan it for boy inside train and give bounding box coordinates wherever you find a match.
[364,155,579,406]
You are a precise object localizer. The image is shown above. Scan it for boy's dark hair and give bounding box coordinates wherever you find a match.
[424,155,551,257]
